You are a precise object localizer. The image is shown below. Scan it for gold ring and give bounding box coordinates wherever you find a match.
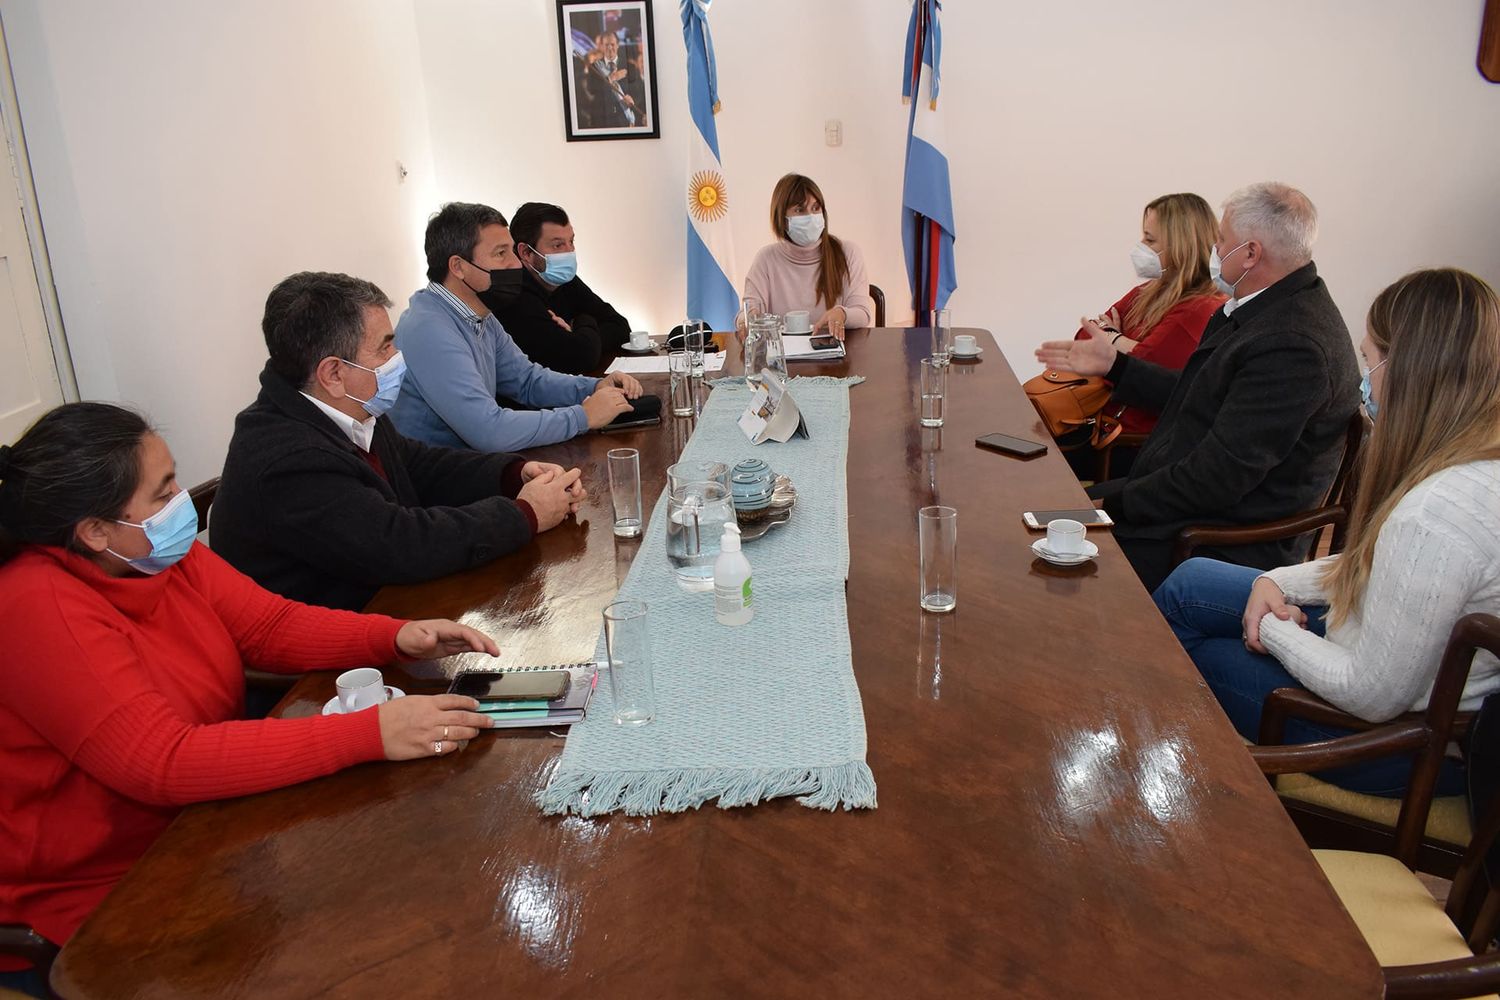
[443,725,449,740]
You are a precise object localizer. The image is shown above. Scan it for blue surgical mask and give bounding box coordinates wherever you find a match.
[529,248,578,286]
[1209,240,1252,298]
[108,489,198,575]
[343,351,406,418]
[1360,357,1387,421]
[786,213,826,248]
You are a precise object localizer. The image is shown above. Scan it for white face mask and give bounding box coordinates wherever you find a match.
[1209,240,1252,298]
[1129,241,1163,280]
[786,213,825,247]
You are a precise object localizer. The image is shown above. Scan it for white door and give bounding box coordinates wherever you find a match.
[0,16,65,443]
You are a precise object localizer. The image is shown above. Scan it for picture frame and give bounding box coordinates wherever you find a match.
[555,0,661,142]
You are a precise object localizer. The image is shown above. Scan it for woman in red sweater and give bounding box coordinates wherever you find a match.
[0,403,499,986]
[1061,192,1226,481]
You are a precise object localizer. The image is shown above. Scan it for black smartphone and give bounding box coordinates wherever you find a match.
[975,433,1048,458]
[809,333,841,351]
[450,670,570,703]
[1022,508,1115,529]
[599,395,663,432]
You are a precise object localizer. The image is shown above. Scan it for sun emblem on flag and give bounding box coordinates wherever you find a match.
[688,170,729,222]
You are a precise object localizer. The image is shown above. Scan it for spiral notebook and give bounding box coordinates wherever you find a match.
[450,662,599,730]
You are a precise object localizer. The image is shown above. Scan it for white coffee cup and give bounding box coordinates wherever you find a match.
[784,310,812,334]
[628,330,651,349]
[1046,518,1087,555]
[953,334,978,355]
[335,667,391,714]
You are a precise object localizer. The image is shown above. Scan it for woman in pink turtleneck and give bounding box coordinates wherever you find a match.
[742,173,874,340]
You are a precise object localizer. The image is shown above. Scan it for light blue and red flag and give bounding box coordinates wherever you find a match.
[902,0,956,318]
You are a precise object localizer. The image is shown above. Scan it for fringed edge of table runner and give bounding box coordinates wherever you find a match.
[536,760,878,817]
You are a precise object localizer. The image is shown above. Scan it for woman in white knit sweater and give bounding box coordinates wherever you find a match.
[1153,267,1500,795]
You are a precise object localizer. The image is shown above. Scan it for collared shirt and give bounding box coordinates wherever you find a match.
[1222,286,1266,318]
[429,280,486,332]
[388,285,598,452]
[299,392,376,452]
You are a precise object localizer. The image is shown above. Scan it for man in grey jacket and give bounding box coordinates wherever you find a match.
[1036,182,1360,591]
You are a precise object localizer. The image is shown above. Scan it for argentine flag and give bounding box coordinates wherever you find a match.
[681,0,738,330]
[902,0,957,315]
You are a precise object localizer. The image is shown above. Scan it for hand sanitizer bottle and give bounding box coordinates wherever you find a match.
[714,522,753,626]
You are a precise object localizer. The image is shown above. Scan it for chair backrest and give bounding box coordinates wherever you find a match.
[1393,614,1500,871]
[189,476,220,534]
[1323,412,1370,555]
[869,284,886,327]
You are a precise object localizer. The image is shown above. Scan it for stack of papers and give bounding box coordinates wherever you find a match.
[605,353,729,375]
[781,335,846,362]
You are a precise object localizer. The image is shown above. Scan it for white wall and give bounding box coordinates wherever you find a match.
[2,0,438,481]
[5,0,1498,477]
[416,0,1500,367]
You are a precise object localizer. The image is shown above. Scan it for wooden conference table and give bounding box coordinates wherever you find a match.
[53,328,1381,998]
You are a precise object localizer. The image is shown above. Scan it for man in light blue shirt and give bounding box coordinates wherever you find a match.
[390,202,640,451]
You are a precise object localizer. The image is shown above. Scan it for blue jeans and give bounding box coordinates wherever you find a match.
[0,966,48,997]
[1153,558,1464,798]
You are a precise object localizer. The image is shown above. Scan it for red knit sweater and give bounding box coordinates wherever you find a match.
[0,543,403,955]
[1074,285,1225,434]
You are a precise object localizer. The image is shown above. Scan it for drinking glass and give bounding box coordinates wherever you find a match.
[668,351,696,417]
[682,317,708,378]
[741,296,765,329]
[607,448,642,538]
[918,505,958,612]
[931,308,953,366]
[603,600,655,726]
[919,358,946,428]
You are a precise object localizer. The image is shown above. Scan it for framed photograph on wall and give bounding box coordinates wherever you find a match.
[556,0,661,141]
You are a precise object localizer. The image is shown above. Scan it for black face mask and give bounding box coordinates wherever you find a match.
[466,261,525,310]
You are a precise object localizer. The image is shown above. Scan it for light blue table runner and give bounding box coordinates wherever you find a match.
[536,376,877,817]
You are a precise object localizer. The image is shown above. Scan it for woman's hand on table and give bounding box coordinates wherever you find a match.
[813,306,847,341]
[378,693,494,760]
[396,619,500,659]
[1242,577,1307,654]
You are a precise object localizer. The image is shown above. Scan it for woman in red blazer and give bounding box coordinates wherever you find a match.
[1063,192,1226,480]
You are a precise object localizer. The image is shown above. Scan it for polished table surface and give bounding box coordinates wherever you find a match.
[53,329,1381,998]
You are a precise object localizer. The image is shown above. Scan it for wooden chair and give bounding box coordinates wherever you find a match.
[1309,787,1500,999]
[1173,411,1370,565]
[188,475,220,534]
[869,284,886,328]
[1252,614,1500,877]
[0,924,57,997]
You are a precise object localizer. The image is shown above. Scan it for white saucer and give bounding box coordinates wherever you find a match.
[322,686,405,716]
[951,347,983,359]
[1031,537,1098,566]
[620,343,657,354]
[786,328,813,337]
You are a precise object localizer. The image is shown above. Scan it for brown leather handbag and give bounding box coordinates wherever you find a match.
[1022,369,1122,449]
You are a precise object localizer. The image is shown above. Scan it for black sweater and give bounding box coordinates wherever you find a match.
[212,365,536,611]
[484,269,631,374]
[1090,261,1360,569]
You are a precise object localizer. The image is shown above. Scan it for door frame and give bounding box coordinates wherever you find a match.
[0,10,78,402]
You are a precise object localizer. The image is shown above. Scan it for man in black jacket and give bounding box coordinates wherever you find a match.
[481,202,632,374]
[214,272,586,611]
[1036,182,1360,592]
